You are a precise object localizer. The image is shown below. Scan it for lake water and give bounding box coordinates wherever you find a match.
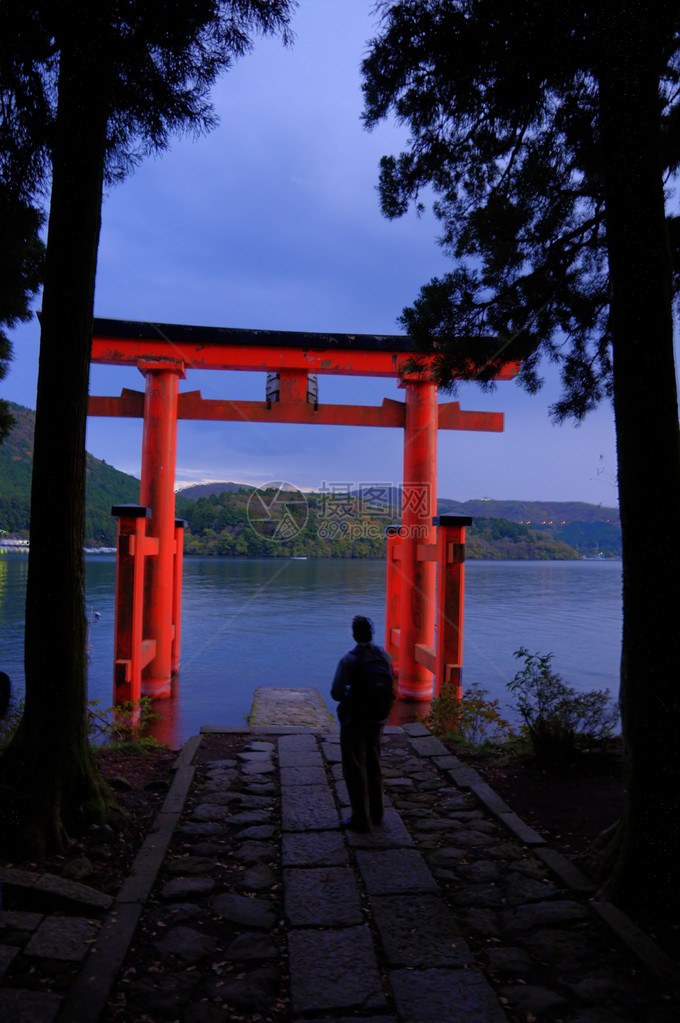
[0,555,622,747]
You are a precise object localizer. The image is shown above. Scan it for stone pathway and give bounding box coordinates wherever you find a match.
[2,724,679,1022]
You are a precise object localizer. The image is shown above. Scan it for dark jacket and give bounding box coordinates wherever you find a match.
[331,642,394,725]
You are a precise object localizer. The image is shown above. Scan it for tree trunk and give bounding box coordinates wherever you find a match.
[0,27,110,855]
[598,2,680,915]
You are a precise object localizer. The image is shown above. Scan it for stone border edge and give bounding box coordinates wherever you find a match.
[56,734,204,1023]
[405,726,680,1000]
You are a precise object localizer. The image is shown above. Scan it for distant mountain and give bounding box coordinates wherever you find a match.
[436,497,619,524]
[175,481,254,500]
[174,483,621,558]
[436,498,621,558]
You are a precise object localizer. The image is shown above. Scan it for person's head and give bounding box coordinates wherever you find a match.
[352,615,374,643]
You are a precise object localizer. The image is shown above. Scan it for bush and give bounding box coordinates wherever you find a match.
[425,682,515,745]
[506,647,619,768]
[88,697,163,750]
[0,696,24,750]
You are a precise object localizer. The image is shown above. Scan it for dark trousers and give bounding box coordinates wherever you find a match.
[340,720,384,827]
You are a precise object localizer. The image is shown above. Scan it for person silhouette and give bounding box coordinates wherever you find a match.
[331,616,395,832]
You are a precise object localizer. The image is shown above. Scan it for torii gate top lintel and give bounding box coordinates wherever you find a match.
[90,316,520,381]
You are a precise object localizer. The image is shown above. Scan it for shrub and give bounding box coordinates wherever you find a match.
[88,697,163,750]
[425,682,515,745]
[506,647,619,768]
[0,696,24,750]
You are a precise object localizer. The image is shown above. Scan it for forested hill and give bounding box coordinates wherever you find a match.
[437,497,619,525]
[0,403,141,546]
[1,404,620,557]
[437,498,621,559]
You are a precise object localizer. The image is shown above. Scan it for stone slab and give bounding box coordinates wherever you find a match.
[320,741,342,763]
[400,721,431,737]
[162,764,196,815]
[280,765,328,786]
[446,770,483,793]
[211,893,276,930]
[27,874,112,913]
[281,830,349,867]
[57,902,144,1023]
[117,814,180,904]
[0,910,43,932]
[355,848,440,896]
[281,784,339,832]
[370,894,472,968]
[407,734,450,758]
[25,916,100,960]
[277,733,323,768]
[344,808,414,849]
[160,876,216,901]
[250,687,336,728]
[154,924,218,963]
[241,759,276,775]
[390,967,507,1022]
[496,810,547,846]
[288,926,386,1015]
[534,847,597,893]
[0,943,19,979]
[502,899,589,932]
[173,733,202,770]
[284,867,363,927]
[0,987,63,1023]
[466,779,513,816]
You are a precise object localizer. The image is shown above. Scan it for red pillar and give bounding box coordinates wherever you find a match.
[385,525,403,678]
[433,515,471,699]
[171,517,186,675]
[399,379,438,700]
[138,359,184,698]
[111,505,154,708]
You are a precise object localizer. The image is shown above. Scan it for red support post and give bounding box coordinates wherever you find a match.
[112,505,158,708]
[433,515,472,699]
[398,379,438,700]
[172,518,186,675]
[385,525,403,679]
[138,359,185,698]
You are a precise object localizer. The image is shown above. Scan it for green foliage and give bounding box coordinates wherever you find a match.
[425,682,514,746]
[88,697,164,750]
[361,1,680,420]
[466,517,579,561]
[2,697,164,754]
[0,696,24,750]
[507,647,619,769]
[0,403,140,545]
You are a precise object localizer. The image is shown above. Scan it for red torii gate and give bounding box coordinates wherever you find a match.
[88,317,519,707]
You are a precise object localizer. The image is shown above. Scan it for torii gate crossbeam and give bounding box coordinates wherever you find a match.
[88,317,519,706]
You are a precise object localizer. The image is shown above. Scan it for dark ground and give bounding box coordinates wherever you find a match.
[8,736,625,894]
[6,732,679,984]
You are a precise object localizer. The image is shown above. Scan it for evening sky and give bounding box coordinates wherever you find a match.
[2,0,623,506]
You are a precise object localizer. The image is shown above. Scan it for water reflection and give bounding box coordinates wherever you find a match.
[2,555,622,749]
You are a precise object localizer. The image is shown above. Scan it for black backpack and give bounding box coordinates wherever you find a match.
[348,644,395,722]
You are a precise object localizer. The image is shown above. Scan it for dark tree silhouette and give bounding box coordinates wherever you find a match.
[362,0,680,916]
[0,0,296,855]
[0,6,51,442]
